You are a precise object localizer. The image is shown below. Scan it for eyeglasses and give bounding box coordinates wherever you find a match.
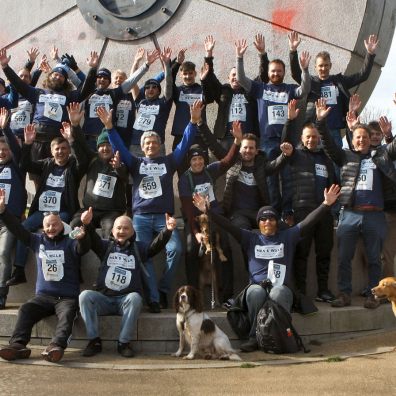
[43,211,59,217]
[145,84,159,90]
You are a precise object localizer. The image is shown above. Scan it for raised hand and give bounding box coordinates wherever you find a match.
[96,107,113,129]
[346,111,359,130]
[87,51,99,68]
[146,49,160,65]
[0,188,6,213]
[315,98,331,121]
[39,55,51,73]
[323,184,341,206]
[349,94,362,114]
[379,116,392,138]
[190,100,204,124]
[299,50,311,70]
[287,99,300,120]
[235,39,248,58]
[0,107,9,129]
[200,63,210,81]
[193,192,209,213]
[50,45,60,61]
[160,47,172,65]
[24,124,36,145]
[0,48,11,67]
[204,35,215,57]
[81,207,93,225]
[288,31,301,51]
[177,48,187,64]
[231,121,243,143]
[165,213,177,231]
[27,47,40,63]
[60,122,73,142]
[109,151,121,169]
[253,33,265,54]
[66,102,84,126]
[280,142,293,156]
[364,34,379,55]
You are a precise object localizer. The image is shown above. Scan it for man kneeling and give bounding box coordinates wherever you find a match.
[79,207,177,358]
[0,190,89,363]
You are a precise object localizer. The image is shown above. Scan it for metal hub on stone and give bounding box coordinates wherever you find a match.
[76,0,182,41]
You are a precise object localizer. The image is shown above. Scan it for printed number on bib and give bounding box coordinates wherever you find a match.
[268,105,287,125]
[139,175,162,199]
[267,260,286,287]
[105,266,131,291]
[116,101,132,128]
[93,173,117,198]
[43,102,63,122]
[39,190,62,212]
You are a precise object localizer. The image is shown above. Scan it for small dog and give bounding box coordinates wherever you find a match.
[197,214,227,262]
[172,285,241,361]
[372,277,396,317]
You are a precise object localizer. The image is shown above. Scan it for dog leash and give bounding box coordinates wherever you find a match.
[206,205,216,310]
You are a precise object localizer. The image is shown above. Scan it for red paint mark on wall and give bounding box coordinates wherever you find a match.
[272,9,297,31]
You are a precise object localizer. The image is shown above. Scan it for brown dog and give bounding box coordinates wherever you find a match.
[371,277,396,317]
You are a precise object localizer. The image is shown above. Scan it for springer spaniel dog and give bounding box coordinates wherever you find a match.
[172,285,241,360]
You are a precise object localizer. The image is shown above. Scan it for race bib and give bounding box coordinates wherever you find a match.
[315,164,328,178]
[133,113,156,131]
[107,252,136,269]
[92,173,117,198]
[116,100,132,128]
[40,248,65,282]
[262,90,288,104]
[39,190,62,212]
[228,94,247,122]
[356,158,376,191]
[0,183,11,204]
[138,175,162,199]
[194,182,215,202]
[267,260,286,287]
[0,167,11,179]
[105,266,131,291]
[88,94,112,118]
[10,100,32,129]
[321,85,338,105]
[46,173,65,188]
[255,244,284,260]
[268,105,287,125]
[39,94,66,122]
[237,171,257,186]
[179,92,202,105]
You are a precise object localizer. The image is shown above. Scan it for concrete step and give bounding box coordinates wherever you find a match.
[1,299,395,354]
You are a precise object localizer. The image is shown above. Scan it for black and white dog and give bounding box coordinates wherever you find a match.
[172,285,241,360]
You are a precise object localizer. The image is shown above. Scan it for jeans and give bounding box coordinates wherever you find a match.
[260,138,293,215]
[79,290,143,343]
[0,222,16,296]
[10,295,78,348]
[15,211,71,268]
[133,213,182,303]
[246,284,293,337]
[336,209,386,295]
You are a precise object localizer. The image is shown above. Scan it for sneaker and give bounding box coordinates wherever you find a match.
[6,267,26,286]
[0,343,31,361]
[41,343,64,363]
[316,290,336,303]
[364,295,380,309]
[159,291,168,309]
[82,337,102,357]
[148,302,161,313]
[331,293,351,308]
[117,342,134,358]
[240,338,258,353]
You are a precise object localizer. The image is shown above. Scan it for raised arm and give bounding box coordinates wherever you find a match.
[235,39,252,92]
[160,47,173,101]
[294,51,311,97]
[288,31,302,84]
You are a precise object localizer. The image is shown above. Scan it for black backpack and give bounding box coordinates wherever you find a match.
[256,298,309,354]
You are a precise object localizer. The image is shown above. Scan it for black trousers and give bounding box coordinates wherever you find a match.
[10,294,78,349]
[293,208,334,294]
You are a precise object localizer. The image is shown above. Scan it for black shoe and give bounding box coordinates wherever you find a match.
[148,302,161,313]
[82,337,102,357]
[315,290,336,303]
[117,342,134,358]
[0,343,31,361]
[0,295,6,309]
[41,343,64,363]
[159,291,168,309]
[6,267,26,286]
[360,287,370,298]
[240,338,258,353]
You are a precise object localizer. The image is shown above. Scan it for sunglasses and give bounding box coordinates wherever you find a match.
[259,216,276,222]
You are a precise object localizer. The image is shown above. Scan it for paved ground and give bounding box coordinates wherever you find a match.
[0,329,396,395]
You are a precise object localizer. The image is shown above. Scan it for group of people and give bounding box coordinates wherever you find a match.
[0,28,394,360]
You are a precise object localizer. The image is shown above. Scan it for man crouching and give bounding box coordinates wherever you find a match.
[0,189,89,363]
